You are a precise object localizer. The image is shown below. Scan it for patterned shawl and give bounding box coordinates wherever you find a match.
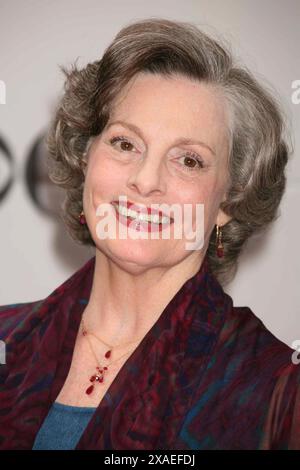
[1,253,300,449]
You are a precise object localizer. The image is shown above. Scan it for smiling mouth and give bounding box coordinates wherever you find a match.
[111,201,174,225]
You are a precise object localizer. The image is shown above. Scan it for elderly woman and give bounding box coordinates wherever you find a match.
[0,18,299,451]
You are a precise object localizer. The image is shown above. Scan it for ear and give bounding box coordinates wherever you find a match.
[216,208,232,227]
[80,136,96,176]
[216,185,232,227]
[80,158,88,176]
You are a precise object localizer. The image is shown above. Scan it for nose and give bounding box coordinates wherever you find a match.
[127,153,166,197]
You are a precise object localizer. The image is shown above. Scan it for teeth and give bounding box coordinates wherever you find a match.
[115,204,170,224]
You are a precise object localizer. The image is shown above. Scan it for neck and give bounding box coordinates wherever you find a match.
[82,248,204,344]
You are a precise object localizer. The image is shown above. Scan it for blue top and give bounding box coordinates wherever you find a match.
[32,402,97,450]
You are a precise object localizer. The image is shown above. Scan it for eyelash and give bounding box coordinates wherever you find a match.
[108,135,204,172]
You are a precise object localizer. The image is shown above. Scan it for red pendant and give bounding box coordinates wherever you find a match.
[105,350,111,359]
[86,384,94,395]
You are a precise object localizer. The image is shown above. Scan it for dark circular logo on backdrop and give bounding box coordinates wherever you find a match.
[25,132,64,217]
[0,135,14,203]
[0,131,64,216]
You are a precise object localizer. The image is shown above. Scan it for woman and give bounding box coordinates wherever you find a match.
[0,18,299,450]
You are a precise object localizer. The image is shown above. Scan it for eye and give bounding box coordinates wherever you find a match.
[109,135,137,152]
[177,151,204,172]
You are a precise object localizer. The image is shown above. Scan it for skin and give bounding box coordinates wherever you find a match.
[80,72,232,349]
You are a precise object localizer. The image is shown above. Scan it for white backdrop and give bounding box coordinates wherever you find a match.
[0,0,299,348]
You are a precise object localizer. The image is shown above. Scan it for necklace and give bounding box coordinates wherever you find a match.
[81,317,141,396]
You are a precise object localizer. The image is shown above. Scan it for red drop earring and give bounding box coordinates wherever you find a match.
[216,224,224,258]
[79,211,86,225]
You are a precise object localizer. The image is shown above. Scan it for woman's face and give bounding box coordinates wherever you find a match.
[83,72,231,274]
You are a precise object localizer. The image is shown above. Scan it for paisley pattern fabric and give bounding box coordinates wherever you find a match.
[0,253,300,450]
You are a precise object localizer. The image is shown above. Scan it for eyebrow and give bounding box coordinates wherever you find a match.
[105,120,216,157]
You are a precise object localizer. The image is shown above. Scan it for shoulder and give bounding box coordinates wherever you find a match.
[0,256,95,344]
[213,303,300,448]
[0,300,43,341]
[217,301,300,395]
[224,303,296,361]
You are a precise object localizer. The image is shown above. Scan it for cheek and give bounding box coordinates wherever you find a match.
[89,151,111,180]
[202,185,226,227]
[178,179,212,208]
[86,153,125,196]
[179,179,223,227]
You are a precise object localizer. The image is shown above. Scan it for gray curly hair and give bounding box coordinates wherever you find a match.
[47,17,291,285]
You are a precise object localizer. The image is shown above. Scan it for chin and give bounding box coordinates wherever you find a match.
[96,239,166,270]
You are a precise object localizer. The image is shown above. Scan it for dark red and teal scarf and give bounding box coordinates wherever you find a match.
[1,253,299,449]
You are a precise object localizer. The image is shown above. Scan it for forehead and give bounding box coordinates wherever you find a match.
[109,72,230,156]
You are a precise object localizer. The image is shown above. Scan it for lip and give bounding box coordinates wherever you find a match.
[111,199,174,223]
[113,209,168,233]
